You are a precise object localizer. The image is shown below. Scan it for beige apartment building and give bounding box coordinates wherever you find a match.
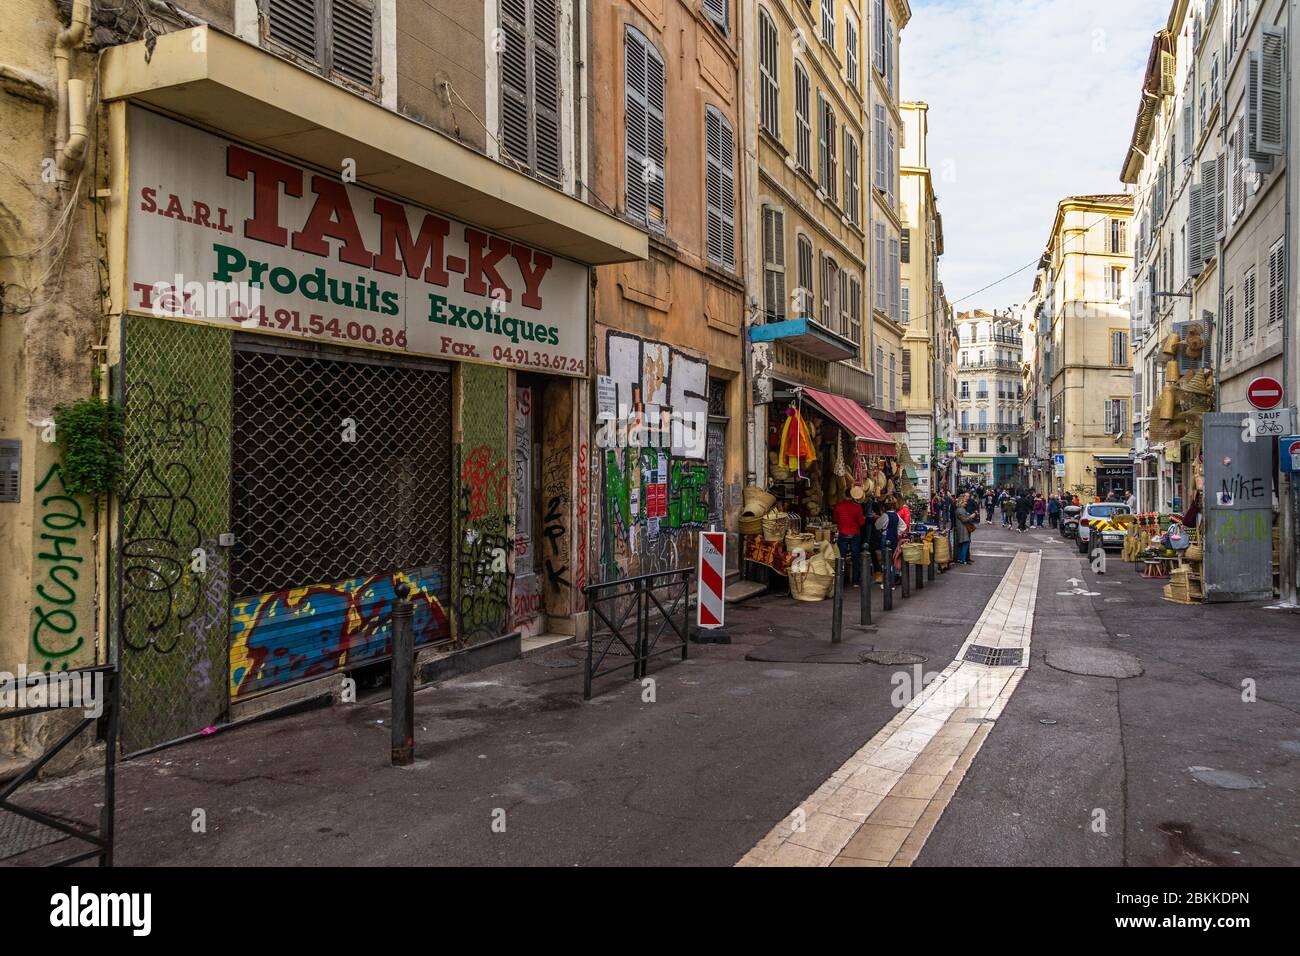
[1042,196,1137,499]
[747,0,874,490]
[865,0,911,431]
[898,100,943,493]
[955,309,1023,487]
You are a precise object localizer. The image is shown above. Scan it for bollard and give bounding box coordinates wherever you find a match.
[901,548,911,599]
[831,552,844,644]
[928,541,937,581]
[883,545,893,611]
[390,583,415,766]
[916,558,924,591]
[858,553,874,629]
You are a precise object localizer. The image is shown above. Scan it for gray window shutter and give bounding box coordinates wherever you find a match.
[702,0,727,34]
[1245,52,1275,170]
[705,106,735,271]
[330,0,376,87]
[532,0,563,181]
[1257,28,1286,156]
[269,0,321,62]
[1213,153,1226,240]
[763,206,786,322]
[1269,240,1285,326]
[624,29,665,230]
[1188,182,1205,275]
[500,0,531,169]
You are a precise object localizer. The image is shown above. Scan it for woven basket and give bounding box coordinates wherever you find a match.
[739,515,764,536]
[785,532,815,553]
[934,536,951,564]
[790,568,834,601]
[742,486,777,516]
[902,542,926,565]
[1185,543,1203,562]
[761,511,790,542]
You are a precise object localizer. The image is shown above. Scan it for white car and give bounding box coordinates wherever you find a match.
[1076,503,1131,554]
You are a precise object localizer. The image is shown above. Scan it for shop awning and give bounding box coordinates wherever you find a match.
[101,27,647,267]
[750,317,860,362]
[800,387,896,457]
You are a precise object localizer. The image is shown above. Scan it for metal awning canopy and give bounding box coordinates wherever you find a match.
[800,387,896,457]
[750,317,860,362]
[101,26,647,267]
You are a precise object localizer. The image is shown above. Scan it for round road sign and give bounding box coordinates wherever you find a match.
[1247,376,1283,410]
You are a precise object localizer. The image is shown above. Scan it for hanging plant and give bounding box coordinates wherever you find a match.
[52,397,125,498]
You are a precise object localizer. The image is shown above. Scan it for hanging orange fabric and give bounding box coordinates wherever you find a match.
[778,405,817,470]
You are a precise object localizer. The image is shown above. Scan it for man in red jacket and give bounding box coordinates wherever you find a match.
[833,489,867,586]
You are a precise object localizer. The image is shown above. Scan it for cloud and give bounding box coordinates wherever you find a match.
[901,0,1168,310]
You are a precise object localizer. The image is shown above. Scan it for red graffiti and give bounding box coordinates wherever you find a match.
[460,445,508,522]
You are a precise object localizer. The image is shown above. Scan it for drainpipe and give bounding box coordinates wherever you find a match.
[1279,0,1297,605]
[54,0,91,188]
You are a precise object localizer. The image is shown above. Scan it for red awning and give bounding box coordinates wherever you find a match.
[799,387,897,457]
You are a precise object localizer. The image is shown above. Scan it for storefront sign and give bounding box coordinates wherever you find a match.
[126,108,590,376]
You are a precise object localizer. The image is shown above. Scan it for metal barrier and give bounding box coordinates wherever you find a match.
[0,665,118,866]
[582,568,691,700]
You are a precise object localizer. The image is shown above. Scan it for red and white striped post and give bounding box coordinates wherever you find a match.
[695,530,728,642]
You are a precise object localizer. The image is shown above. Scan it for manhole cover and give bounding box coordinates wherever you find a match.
[862,650,927,666]
[963,645,1024,666]
[1045,647,1143,678]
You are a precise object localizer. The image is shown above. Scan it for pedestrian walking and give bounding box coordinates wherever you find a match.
[1015,490,1031,532]
[1001,493,1014,527]
[832,489,866,586]
[953,493,976,564]
[1033,493,1046,528]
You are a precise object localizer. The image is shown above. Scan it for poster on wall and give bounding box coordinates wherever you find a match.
[125,108,590,377]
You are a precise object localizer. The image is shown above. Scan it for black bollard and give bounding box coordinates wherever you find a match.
[928,540,937,581]
[857,553,875,630]
[883,545,893,611]
[391,582,415,766]
[901,548,911,599]
[831,553,844,644]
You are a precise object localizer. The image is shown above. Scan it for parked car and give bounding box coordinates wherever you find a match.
[1060,505,1082,539]
[1076,503,1131,553]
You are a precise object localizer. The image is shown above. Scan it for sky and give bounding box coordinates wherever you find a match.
[900,0,1170,313]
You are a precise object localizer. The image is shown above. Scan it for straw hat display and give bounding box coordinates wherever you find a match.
[1160,332,1182,357]
[1182,323,1205,361]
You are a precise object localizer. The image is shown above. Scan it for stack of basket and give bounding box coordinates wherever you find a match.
[1165,535,1204,604]
[934,534,951,566]
[740,486,776,537]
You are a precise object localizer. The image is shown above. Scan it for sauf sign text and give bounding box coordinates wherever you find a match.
[126,108,589,375]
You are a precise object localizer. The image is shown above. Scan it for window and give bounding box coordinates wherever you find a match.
[902,349,912,395]
[1108,266,1125,302]
[821,0,835,47]
[266,0,379,92]
[889,237,900,323]
[818,93,837,199]
[499,0,563,182]
[875,347,884,407]
[847,276,862,353]
[1255,28,1286,157]
[901,228,911,263]
[1104,399,1129,437]
[960,382,969,400]
[705,106,736,271]
[797,234,814,317]
[887,125,896,209]
[702,0,727,35]
[1110,331,1128,366]
[794,63,812,172]
[1110,219,1127,254]
[1243,267,1257,342]
[874,223,886,312]
[842,130,860,224]
[889,353,897,409]
[1268,237,1285,326]
[820,254,839,330]
[961,410,969,429]
[844,13,859,86]
[759,12,780,138]
[886,16,895,97]
[901,284,910,324]
[624,27,667,230]
[762,206,786,323]
[874,104,886,191]
[838,268,851,338]
[1224,287,1236,354]
[872,0,885,73]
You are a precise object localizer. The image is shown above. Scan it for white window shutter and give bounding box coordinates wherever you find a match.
[705,106,735,271]
[1257,28,1286,156]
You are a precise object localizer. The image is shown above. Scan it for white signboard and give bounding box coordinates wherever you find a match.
[126,108,590,376]
[1054,454,1066,478]
[1246,408,1294,438]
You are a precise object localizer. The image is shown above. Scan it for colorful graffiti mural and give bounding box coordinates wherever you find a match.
[229,569,449,698]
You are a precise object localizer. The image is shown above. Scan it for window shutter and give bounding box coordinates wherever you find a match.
[624,29,665,230]
[873,0,885,73]
[705,106,735,271]
[1224,288,1235,354]
[531,0,562,181]
[1213,153,1226,239]
[875,224,886,312]
[499,0,562,182]
[795,65,811,170]
[330,0,377,87]
[759,13,780,137]
[1159,50,1176,96]
[762,206,786,322]
[1257,28,1286,156]
[817,91,828,192]
[839,268,850,337]
[901,286,910,324]
[901,350,912,394]
[702,0,727,34]
[1243,269,1257,341]
[269,0,321,62]
[500,0,531,167]
[1274,240,1284,327]
[889,237,900,322]
[874,105,886,190]
[1188,182,1204,275]
[886,19,894,95]
[797,236,813,317]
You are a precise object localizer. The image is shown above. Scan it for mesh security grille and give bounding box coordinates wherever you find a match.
[231,339,452,599]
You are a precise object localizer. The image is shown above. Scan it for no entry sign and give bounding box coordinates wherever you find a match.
[696,532,726,629]
[1247,376,1284,410]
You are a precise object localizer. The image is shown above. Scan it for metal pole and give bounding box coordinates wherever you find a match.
[831,551,844,644]
[901,546,911,599]
[390,584,414,767]
[915,557,924,591]
[859,550,873,627]
[883,544,893,611]
[928,537,937,581]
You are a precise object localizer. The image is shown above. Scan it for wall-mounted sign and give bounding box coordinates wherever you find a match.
[1247,376,1284,410]
[126,108,590,376]
[1245,408,1293,438]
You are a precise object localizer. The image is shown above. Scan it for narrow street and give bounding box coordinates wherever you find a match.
[21,523,1298,868]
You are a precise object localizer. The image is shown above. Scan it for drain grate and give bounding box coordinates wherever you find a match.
[963,645,1024,666]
